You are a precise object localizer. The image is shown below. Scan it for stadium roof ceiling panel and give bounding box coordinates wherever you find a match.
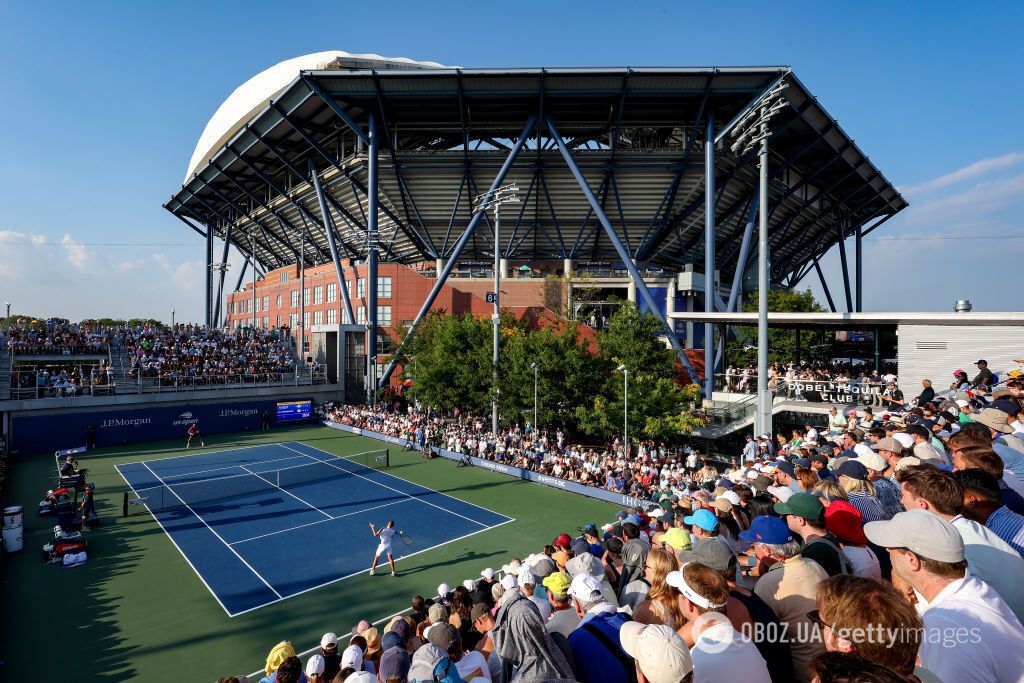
[166,58,907,288]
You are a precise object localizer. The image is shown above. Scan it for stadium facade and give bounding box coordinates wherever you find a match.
[165,51,906,402]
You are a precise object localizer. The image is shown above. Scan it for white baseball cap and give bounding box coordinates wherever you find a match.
[892,432,914,449]
[500,573,518,590]
[320,632,338,649]
[722,490,741,506]
[567,572,603,600]
[619,622,694,683]
[463,579,476,591]
[766,485,794,502]
[340,644,363,671]
[305,654,325,677]
[517,567,535,586]
[437,583,450,597]
[480,567,495,580]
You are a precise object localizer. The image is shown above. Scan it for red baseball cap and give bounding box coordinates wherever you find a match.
[553,533,572,548]
[824,500,867,544]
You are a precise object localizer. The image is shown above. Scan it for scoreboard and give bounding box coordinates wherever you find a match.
[276,399,312,421]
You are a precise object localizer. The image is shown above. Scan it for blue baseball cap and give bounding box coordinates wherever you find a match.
[625,514,644,526]
[683,508,720,532]
[739,515,794,545]
[616,511,628,519]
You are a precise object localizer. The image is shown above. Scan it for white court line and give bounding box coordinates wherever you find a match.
[229,497,416,546]
[289,441,514,523]
[114,464,235,618]
[238,464,333,520]
[280,444,490,528]
[139,461,283,600]
[139,442,275,465]
[228,516,516,618]
[159,453,311,481]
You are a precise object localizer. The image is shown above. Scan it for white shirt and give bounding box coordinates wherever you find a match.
[691,620,772,683]
[528,594,552,622]
[920,575,1024,683]
[377,527,395,547]
[545,607,581,639]
[455,650,491,682]
[950,515,1024,624]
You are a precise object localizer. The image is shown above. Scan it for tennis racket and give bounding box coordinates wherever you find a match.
[399,531,414,545]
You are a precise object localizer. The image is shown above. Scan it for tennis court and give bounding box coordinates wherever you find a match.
[115,440,513,616]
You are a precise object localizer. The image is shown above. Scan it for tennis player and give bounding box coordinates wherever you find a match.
[186,422,205,448]
[369,519,397,576]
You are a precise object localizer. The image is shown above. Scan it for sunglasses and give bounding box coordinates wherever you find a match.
[806,610,829,629]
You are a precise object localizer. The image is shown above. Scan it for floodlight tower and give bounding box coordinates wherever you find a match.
[729,81,789,436]
[473,184,519,435]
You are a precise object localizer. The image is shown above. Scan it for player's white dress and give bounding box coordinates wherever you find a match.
[375,527,396,557]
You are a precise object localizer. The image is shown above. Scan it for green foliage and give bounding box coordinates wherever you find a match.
[727,288,826,365]
[404,303,703,441]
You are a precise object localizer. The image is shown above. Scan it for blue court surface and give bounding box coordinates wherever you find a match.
[115,441,513,616]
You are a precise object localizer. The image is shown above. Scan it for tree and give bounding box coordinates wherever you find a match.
[405,312,494,415]
[575,303,704,442]
[727,288,825,365]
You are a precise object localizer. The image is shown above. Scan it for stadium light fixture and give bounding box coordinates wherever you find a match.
[3,301,9,319]
[474,184,520,436]
[530,362,539,429]
[616,364,629,455]
[729,81,790,436]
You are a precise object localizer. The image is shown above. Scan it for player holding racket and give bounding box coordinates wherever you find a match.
[369,519,398,576]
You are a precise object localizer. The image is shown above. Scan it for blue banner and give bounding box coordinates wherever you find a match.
[12,398,310,455]
[323,421,649,509]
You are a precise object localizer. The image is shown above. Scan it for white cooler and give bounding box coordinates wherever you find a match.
[3,505,24,529]
[2,524,23,552]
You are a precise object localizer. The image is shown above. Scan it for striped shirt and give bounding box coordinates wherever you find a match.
[847,491,891,523]
[986,505,1024,558]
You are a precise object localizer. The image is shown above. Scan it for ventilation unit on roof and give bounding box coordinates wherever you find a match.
[916,341,948,350]
[954,299,972,312]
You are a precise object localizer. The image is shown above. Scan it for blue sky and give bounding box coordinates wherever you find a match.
[1,1,1022,321]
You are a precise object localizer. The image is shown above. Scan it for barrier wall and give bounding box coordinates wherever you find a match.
[12,398,311,455]
[323,421,649,509]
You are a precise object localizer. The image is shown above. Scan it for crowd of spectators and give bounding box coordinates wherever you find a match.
[269,362,1024,683]
[121,325,296,385]
[724,361,900,400]
[4,319,113,355]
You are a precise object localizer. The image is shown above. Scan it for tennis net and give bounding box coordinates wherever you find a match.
[125,448,389,513]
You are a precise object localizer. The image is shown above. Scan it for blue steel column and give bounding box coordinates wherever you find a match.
[309,160,356,326]
[855,224,863,312]
[545,115,702,384]
[205,225,213,327]
[377,115,538,389]
[367,114,379,406]
[703,111,716,397]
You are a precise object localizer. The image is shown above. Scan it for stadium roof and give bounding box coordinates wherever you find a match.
[165,55,907,289]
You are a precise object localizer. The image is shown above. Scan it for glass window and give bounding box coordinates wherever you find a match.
[276,294,282,309]
[303,312,310,329]
[377,276,392,298]
[303,288,310,306]
[376,332,393,355]
[280,273,288,283]
[254,297,260,313]
[276,315,281,327]
[357,278,365,299]
[263,316,269,328]
[262,296,269,311]
[313,310,323,325]
[290,290,300,308]
[326,283,337,303]
[289,313,298,329]
[377,306,392,327]
[327,308,337,324]
[313,286,323,304]
[356,307,366,324]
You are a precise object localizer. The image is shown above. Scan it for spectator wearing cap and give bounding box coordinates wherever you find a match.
[582,524,604,557]
[615,522,650,604]
[772,461,802,494]
[682,508,729,558]
[678,535,795,682]
[811,575,924,680]
[439,623,491,683]
[956,468,1024,557]
[975,406,1024,479]
[865,508,1024,682]
[618,622,694,683]
[469,603,503,682]
[378,636,412,683]
[407,644,463,683]
[666,563,771,683]
[304,655,325,683]
[827,407,847,436]
[952,440,1024,513]
[743,435,758,463]
[490,575,573,682]
[318,633,341,682]
[478,568,497,603]
[657,527,691,560]
[834,460,890,523]
[541,573,580,638]
[822,501,880,578]
[741,515,827,682]
[567,572,632,683]
[857,449,903,518]
[906,425,949,467]
[897,464,1024,623]
[551,533,573,572]
[775,493,851,576]
[632,548,684,629]
[972,358,994,388]
[517,568,551,622]
[880,382,904,412]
